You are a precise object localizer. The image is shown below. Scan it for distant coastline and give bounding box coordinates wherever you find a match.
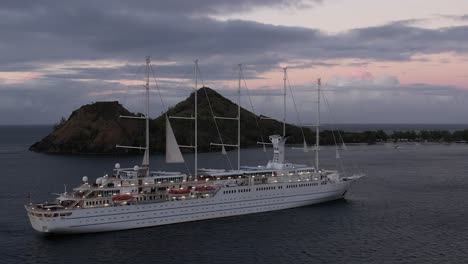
[2,124,468,155]
[321,123,468,133]
[3,123,468,131]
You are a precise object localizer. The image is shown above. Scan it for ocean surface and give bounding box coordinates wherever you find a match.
[1,125,468,264]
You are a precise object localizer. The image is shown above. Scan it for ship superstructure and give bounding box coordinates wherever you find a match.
[25,59,363,234]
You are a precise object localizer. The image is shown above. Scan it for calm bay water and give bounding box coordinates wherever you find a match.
[1,125,468,264]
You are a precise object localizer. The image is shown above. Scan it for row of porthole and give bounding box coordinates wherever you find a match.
[223,189,251,194]
[134,204,291,225]
[256,186,277,191]
[138,200,284,219]
[77,200,297,225]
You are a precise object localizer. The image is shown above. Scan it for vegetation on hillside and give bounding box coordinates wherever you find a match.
[30,87,468,154]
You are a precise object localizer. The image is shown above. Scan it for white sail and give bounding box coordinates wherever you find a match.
[165,116,184,163]
[335,148,340,159]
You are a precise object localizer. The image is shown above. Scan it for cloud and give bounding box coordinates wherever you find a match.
[436,14,468,22]
[328,71,400,87]
[1,2,468,124]
[40,61,276,82]
[0,77,197,124]
[1,0,317,16]
[1,3,467,68]
[2,71,468,125]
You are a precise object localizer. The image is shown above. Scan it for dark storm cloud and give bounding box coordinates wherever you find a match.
[319,24,468,61]
[1,2,467,67]
[1,0,317,15]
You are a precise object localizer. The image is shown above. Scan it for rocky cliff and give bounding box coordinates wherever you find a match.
[29,101,145,154]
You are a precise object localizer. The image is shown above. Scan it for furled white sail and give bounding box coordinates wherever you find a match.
[222,145,227,155]
[303,140,309,153]
[142,149,150,166]
[342,143,348,151]
[165,116,184,163]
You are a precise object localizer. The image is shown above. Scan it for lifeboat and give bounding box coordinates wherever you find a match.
[112,194,133,202]
[194,185,216,192]
[168,189,190,195]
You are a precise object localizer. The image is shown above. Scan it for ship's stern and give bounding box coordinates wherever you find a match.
[25,205,49,233]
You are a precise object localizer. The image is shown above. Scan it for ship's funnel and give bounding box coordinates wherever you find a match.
[269,135,288,164]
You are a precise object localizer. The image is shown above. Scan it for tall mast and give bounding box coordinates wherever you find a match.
[210,64,241,170]
[283,67,287,137]
[316,78,321,171]
[238,64,241,170]
[194,60,198,178]
[144,57,150,176]
[116,57,152,175]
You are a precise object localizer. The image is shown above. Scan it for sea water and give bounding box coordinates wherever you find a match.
[1,125,467,264]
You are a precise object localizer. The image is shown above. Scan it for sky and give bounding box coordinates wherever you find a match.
[1,0,468,125]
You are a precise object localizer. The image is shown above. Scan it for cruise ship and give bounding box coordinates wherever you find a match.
[25,59,364,234]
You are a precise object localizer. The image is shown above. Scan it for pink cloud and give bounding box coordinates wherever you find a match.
[0,72,42,84]
[349,70,373,79]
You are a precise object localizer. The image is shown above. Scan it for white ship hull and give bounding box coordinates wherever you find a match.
[26,181,351,234]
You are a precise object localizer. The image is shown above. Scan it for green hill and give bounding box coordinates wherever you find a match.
[30,87,311,154]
